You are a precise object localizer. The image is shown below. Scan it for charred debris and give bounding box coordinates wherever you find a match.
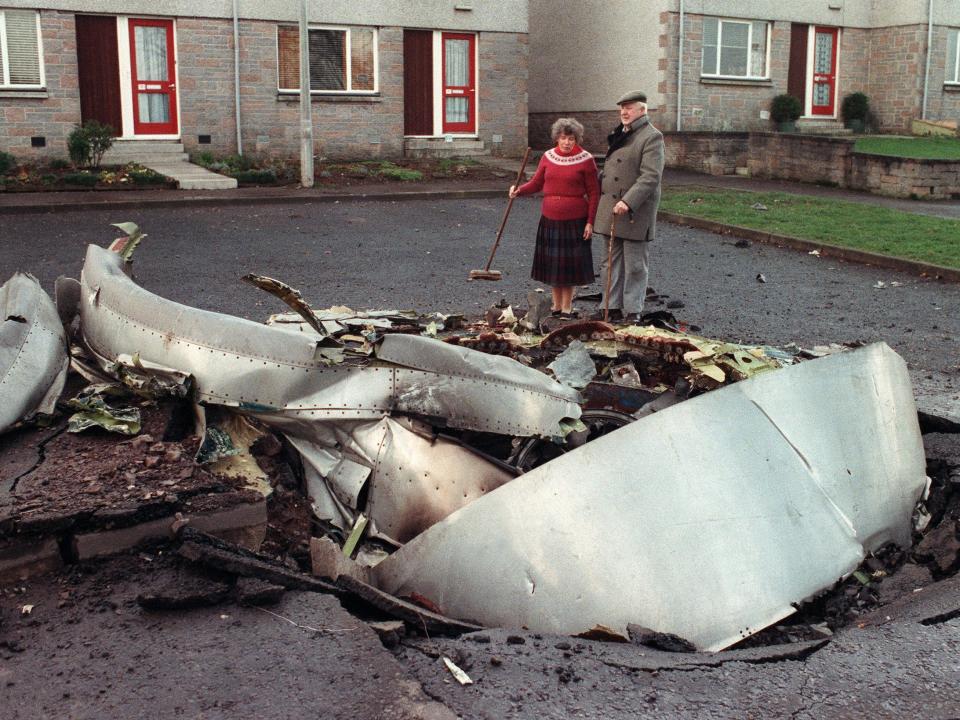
[1,227,956,658]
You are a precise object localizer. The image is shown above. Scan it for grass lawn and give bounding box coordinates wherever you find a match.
[660,187,960,270]
[854,135,960,160]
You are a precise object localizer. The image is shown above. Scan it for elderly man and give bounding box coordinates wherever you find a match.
[593,91,664,323]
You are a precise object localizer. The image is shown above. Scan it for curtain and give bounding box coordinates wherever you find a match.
[134,25,168,81]
[444,38,468,86]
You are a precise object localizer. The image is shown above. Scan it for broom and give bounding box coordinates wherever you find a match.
[469,146,533,281]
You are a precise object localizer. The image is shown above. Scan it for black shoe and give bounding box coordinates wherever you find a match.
[551,309,562,317]
[559,310,579,320]
[590,309,622,322]
[623,312,643,324]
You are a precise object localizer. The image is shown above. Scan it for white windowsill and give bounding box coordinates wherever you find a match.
[276,92,381,103]
[0,88,47,98]
[699,75,771,86]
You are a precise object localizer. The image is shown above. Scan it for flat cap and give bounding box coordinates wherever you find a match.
[616,90,647,105]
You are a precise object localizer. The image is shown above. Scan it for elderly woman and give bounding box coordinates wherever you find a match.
[510,117,600,319]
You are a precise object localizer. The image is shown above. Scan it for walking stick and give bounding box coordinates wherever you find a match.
[604,215,616,323]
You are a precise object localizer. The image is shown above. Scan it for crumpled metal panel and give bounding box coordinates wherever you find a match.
[378,334,581,435]
[372,343,926,651]
[360,417,515,544]
[283,417,515,544]
[0,273,68,433]
[79,245,578,437]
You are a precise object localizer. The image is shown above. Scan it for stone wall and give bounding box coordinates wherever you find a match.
[663,131,750,176]
[851,154,960,199]
[176,18,239,157]
[477,32,528,158]
[746,133,853,186]
[921,25,960,125]
[235,20,405,162]
[1,14,529,164]
[0,10,81,161]
[864,24,926,132]
[658,13,793,133]
[665,130,960,199]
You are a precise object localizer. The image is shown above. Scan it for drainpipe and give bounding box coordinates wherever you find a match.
[299,0,314,187]
[233,0,243,155]
[676,0,684,131]
[922,0,934,120]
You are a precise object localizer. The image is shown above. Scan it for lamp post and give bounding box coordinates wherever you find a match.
[299,0,314,187]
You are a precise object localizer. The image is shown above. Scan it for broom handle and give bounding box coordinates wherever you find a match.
[604,215,616,322]
[483,146,532,272]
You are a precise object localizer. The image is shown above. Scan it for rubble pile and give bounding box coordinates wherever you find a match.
[1,232,955,657]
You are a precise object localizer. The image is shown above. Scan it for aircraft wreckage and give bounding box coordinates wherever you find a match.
[0,240,928,651]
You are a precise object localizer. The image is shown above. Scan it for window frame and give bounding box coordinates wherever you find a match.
[946,28,960,85]
[0,8,45,90]
[700,16,770,81]
[276,23,378,95]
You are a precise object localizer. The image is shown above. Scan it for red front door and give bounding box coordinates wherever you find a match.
[129,18,178,135]
[811,26,838,117]
[441,32,475,134]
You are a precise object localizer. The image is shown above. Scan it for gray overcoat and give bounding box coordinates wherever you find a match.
[594,116,665,242]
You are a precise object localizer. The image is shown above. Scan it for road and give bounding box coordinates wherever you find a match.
[2,195,958,412]
[2,198,960,718]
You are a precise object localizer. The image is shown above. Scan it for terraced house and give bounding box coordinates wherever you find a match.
[0,0,528,163]
[528,0,960,149]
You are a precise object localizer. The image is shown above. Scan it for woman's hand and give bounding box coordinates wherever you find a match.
[508,185,518,199]
[583,223,593,240]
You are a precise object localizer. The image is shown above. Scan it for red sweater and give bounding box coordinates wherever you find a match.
[515,145,600,223]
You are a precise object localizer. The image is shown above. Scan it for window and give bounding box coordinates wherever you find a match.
[277,25,376,93]
[947,28,960,83]
[0,9,44,89]
[702,17,769,79]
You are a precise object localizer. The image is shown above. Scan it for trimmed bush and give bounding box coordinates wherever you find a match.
[770,94,802,124]
[841,92,870,131]
[0,151,15,175]
[48,158,71,170]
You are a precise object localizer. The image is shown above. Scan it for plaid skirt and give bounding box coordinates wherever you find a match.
[530,216,594,286]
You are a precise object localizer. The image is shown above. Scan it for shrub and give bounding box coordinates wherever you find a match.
[233,169,277,185]
[195,151,216,167]
[841,92,870,128]
[67,121,116,168]
[0,151,15,175]
[62,171,98,187]
[770,94,802,124]
[48,158,71,170]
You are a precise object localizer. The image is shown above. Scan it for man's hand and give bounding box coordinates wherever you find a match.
[583,223,593,240]
[613,201,630,215]
[508,185,518,199]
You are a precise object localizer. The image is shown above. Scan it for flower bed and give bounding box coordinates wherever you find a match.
[0,157,175,193]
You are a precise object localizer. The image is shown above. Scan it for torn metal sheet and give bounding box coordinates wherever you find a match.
[547,340,596,389]
[376,334,581,435]
[80,245,578,438]
[287,416,515,544]
[0,273,69,434]
[66,384,142,435]
[372,343,926,651]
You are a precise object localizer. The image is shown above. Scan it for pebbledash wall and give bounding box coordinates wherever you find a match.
[0,4,529,162]
[666,132,960,200]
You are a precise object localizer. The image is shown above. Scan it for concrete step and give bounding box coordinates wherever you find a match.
[102,140,188,165]
[140,160,238,190]
[404,137,489,159]
[797,121,853,136]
